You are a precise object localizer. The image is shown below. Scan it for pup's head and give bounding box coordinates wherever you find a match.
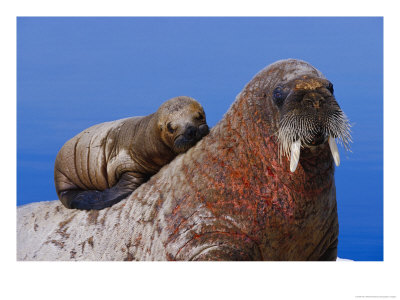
[158,96,209,154]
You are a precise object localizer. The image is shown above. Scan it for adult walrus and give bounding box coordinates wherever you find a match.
[17,59,351,260]
[54,96,209,210]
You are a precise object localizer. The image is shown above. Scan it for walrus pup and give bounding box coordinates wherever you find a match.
[54,96,209,210]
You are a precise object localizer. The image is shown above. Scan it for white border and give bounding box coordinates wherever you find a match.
[2,1,399,299]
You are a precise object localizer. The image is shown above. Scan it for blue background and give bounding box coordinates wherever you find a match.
[17,17,383,261]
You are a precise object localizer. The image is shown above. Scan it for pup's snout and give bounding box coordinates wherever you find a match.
[184,126,197,140]
[198,124,209,137]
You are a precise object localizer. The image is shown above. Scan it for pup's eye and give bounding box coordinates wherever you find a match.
[327,82,334,94]
[273,86,285,106]
[167,122,175,133]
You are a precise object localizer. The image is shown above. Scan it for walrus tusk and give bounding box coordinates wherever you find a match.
[290,139,301,172]
[329,136,340,167]
[290,136,340,172]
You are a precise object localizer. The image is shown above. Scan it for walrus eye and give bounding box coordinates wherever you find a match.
[167,122,175,134]
[273,86,285,106]
[327,82,334,94]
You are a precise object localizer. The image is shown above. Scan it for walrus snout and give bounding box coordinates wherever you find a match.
[184,125,197,140]
[198,124,209,137]
[183,124,209,140]
[181,124,205,140]
[302,92,327,110]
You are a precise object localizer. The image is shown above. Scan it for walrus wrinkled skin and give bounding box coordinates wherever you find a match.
[54,96,209,210]
[17,59,351,261]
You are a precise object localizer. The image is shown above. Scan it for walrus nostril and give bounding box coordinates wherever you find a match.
[313,99,321,109]
[184,126,197,140]
[303,93,325,109]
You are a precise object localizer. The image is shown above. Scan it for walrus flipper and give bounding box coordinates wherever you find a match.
[60,172,148,210]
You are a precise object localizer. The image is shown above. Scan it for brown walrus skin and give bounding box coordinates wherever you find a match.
[18,59,351,261]
[54,96,209,210]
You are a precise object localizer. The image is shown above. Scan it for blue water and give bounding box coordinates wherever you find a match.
[17,17,383,261]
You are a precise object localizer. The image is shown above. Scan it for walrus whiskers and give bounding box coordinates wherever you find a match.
[277,107,351,171]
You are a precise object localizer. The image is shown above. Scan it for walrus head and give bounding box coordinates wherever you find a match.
[239,59,352,173]
[272,76,351,172]
[157,96,209,154]
[269,66,352,172]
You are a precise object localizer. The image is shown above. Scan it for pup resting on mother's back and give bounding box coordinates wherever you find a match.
[54,96,209,211]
